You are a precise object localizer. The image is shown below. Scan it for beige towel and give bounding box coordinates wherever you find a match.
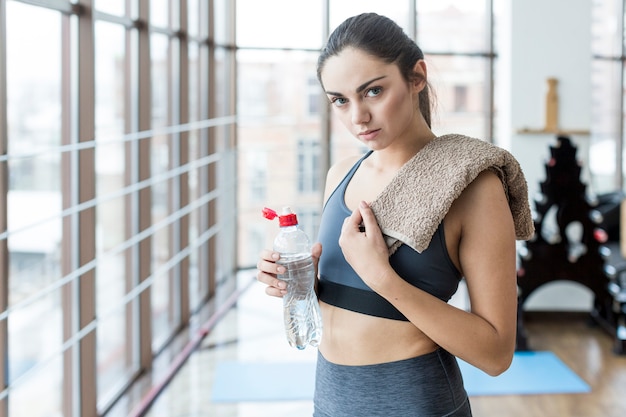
[370,134,535,254]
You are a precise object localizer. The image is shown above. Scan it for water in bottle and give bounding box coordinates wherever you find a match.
[263,206,323,349]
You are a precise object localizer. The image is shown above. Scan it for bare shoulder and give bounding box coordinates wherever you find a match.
[450,169,510,215]
[445,169,516,274]
[446,170,514,239]
[453,169,515,234]
[323,154,365,203]
[459,169,507,202]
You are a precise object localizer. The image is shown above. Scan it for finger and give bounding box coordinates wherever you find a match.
[256,248,284,276]
[259,249,280,262]
[256,269,287,291]
[256,248,289,298]
[311,242,322,281]
[256,266,287,285]
[256,257,284,275]
[311,242,322,260]
[265,286,286,298]
[342,206,364,234]
[350,203,364,226]
[358,201,381,234]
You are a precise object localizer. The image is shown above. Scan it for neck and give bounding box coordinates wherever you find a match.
[369,135,435,172]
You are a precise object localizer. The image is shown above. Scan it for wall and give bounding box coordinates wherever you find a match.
[500,0,594,311]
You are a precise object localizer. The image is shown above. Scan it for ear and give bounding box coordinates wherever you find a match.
[411,60,428,93]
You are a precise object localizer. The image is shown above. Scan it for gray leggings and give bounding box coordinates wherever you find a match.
[313,348,472,417]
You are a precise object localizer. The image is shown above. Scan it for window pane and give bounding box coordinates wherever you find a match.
[591,0,623,57]
[189,43,200,123]
[590,1,623,192]
[329,0,411,33]
[427,55,489,139]
[188,0,200,37]
[236,0,323,49]
[150,0,169,28]
[188,42,203,310]
[237,49,323,267]
[590,59,621,193]
[9,356,62,417]
[150,33,178,349]
[94,0,126,16]
[94,20,133,401]
[215,47,234,118]
[417,0,490,53]
[297,139,321,195]
[6,4,63,415]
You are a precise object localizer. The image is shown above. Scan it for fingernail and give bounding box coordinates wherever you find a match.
[271,252,280,260]
[360,200,368,208]
[277,266,286,274]
[278,281,287,289]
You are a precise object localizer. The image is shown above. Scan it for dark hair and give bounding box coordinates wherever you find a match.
[317,13,432,127]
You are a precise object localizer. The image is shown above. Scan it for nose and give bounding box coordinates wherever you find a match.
[351,102,370,125]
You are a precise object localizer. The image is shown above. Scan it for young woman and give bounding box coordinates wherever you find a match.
[257,12,533,417]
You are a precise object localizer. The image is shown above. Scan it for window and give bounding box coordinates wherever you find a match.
[0,1,237,415]
[454,85,468,112]
[247,150,267,201]
[236,0,496,271]
[297,139,321,194]
[5,4,64,415]
[590,0,625,192]
[307,77,321,116]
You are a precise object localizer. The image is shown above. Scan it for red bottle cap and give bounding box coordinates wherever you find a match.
[262,207,298,227]
[262,207,277,220]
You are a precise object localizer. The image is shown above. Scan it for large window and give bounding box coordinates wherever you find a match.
[236,0,498,269]
[0,1,237,416]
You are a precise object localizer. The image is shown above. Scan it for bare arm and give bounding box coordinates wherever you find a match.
[339,171,518,375]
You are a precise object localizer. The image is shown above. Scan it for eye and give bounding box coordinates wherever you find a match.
[366,86,382,97]
[330,97,348,107]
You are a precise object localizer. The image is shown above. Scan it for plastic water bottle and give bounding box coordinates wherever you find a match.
[263,206,323,349]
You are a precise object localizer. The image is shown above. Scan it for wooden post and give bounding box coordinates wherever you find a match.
[545,78,559,132]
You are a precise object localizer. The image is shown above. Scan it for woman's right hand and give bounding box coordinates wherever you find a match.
[256,242,322,298]
[256,249,288,297]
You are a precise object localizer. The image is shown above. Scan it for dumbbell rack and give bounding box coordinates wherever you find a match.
[516,136,626,354]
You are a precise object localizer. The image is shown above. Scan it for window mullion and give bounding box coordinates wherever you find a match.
[0,0,8,415]
[75,0,97,415]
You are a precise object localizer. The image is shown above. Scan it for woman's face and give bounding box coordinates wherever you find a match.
[320,47,423,151]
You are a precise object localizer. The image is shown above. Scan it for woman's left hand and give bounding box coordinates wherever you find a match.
[339,201,393,291]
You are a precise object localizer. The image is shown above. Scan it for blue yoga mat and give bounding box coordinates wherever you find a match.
[458,351,590,396]
[211,351,590,403]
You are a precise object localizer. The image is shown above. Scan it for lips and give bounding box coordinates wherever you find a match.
[358,129,380,140]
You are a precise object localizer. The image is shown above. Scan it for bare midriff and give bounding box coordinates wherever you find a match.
[317,301,438,365]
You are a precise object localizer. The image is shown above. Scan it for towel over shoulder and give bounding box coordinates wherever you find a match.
[369,134,535,254]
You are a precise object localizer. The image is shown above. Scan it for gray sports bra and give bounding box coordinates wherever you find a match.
[317,151,462,321]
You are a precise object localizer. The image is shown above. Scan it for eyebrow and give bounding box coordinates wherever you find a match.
[325,75,387,96]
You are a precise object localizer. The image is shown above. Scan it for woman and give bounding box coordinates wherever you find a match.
[257,12,533,417]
